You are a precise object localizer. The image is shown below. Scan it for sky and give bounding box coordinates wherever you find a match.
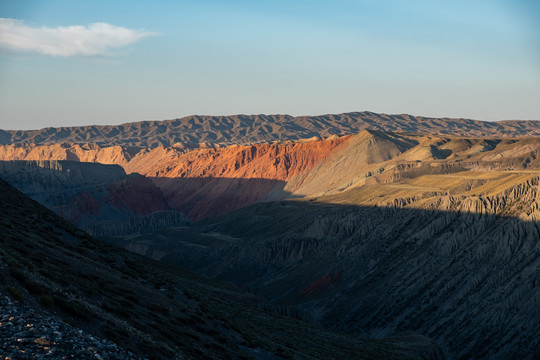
[0,0,539,130]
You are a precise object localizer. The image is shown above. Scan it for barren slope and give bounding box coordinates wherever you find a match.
[0,178,443,359]
[84,133,539,359]
[2,131,539,220]
[117,169,540,360]
[128,137,349,219]
[0,160,188,236]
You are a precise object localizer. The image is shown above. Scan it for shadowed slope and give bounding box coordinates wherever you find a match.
[109,170,540,360]
[0,178,443,359]
[151,177,290,221]
[0,160,189,236]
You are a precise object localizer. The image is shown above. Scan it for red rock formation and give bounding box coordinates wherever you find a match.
[127,138,351,219]
[124,137,349,182]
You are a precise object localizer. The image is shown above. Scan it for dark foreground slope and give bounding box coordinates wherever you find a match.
[2,111,539,147]
[0,179,442,359]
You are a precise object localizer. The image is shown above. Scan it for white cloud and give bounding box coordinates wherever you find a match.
[0,18,157,56]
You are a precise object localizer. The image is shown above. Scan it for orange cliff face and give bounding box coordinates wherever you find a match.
[125,137,349,181]
[124,137,351,219]
[0,136,351,220]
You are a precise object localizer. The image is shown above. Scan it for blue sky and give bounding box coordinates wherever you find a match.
[0,0,539,129]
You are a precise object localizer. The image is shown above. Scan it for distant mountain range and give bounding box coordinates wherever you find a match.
[2,111,540,148]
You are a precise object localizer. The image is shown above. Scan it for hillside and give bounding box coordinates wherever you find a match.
[0,178,443,359]
[2,130,539,221]
[2,111,540,148]
[0,160,189,236]
[111,169,540,360]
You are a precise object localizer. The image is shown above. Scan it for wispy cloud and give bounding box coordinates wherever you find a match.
[0,18,157,56]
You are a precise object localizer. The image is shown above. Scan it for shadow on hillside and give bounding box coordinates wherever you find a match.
[106,198,540,360]
[3,159,539,359]
[0,162,182,237]
[0,159,127,190]
[0,160,296,234]
[148,176,297,221]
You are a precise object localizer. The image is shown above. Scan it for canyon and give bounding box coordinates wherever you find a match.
[1,112,540,359]
[2,127,539,222]
[1,179,443,359]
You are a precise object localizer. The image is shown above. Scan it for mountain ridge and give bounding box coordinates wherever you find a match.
[3,111,540,148]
